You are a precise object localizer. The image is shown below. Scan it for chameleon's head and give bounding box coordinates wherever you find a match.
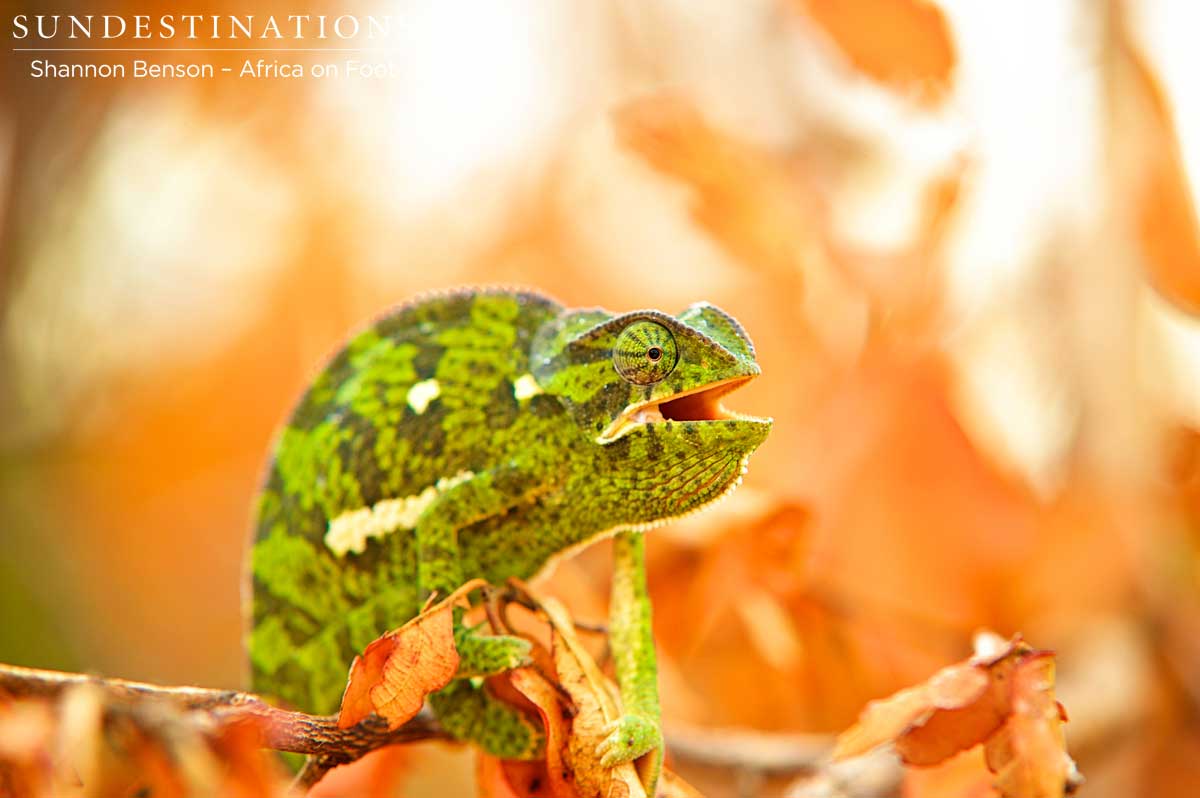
[532,301,772,524]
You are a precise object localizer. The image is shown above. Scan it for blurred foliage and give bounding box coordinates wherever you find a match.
[2,0,1200,796]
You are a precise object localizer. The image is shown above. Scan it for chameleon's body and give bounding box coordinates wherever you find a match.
[248,288,770,776]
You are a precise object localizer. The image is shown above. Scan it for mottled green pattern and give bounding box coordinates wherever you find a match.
[248,288,770,764]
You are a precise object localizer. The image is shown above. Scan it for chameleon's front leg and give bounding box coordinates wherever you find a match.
[416,467,544,760]
[599,529,664,790]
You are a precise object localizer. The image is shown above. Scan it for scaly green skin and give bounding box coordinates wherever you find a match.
[247,288,771,779]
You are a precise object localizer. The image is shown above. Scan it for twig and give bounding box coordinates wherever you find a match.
[0,662,447,782]
[663,723,907,798]
[482,584,508,635]
[0,662,254,711]
[663,722,833,774]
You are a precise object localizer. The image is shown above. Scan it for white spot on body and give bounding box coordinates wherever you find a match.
[324,470,474,556]
[512,373,543,402]
[406,378,440,414]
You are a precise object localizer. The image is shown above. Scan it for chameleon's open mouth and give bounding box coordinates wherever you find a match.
[597,375,763,443]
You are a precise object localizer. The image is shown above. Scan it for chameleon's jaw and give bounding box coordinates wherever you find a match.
[597,375,767,444]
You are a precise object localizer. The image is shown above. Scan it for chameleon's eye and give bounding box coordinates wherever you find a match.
[613,321,678,385]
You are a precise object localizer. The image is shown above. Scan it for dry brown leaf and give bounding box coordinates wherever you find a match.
[337,579,484,730]
[555,634,646,798]
[792,0,956,104]
[542,597,648,798]
[508,667,578,798]
[502,590,700,798]
[833,635,1023,762]
[335,608,456,730]
[984,654,1080,798]
[835,635,1079,798]
[894,651,1018,767]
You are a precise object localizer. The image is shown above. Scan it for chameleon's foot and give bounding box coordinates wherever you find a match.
[430,680,544,760]
[596,713,661,768]
[454,630,532,678]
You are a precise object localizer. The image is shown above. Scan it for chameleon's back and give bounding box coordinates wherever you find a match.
[247,289,564,714]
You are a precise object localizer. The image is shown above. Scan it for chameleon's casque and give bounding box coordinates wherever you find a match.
[247,288,770,764]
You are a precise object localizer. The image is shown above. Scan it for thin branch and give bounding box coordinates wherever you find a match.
[0,662,448,776]
[0,662,251,710]
[663,722,834,774]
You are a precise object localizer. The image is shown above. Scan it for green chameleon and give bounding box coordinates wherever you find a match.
[247,288,771,783]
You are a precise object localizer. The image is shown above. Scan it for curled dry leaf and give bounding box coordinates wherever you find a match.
[985,654,1082,798]
[892,655,1016,767]
[508,668,575,798]
[835,634,1079,798]
[505,598,646,798]
[337,578,485,730]
[542,596,647,798]
[554,631,645,798]
[496,587,704,798]
[833,635,1020,763]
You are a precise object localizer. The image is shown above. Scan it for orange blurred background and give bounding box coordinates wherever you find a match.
[2,1,1200,795]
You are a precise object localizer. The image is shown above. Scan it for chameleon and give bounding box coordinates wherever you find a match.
[246,288,771,781]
